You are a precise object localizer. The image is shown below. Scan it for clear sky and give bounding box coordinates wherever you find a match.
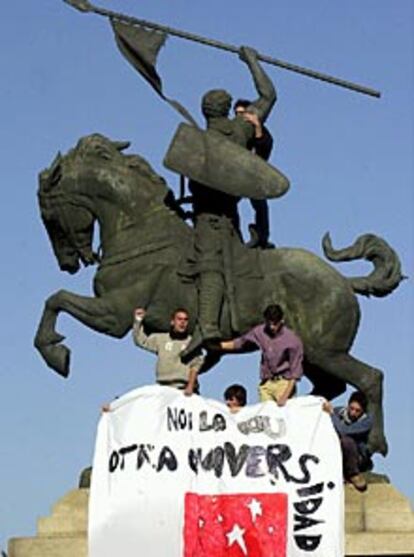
[1,0,413,551]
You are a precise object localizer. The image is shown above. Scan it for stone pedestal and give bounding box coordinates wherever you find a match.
[345,482,414,556]
[8,481,414,556]
[8,489,88,557]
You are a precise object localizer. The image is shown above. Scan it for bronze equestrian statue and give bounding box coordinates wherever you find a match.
[35,133,403,457]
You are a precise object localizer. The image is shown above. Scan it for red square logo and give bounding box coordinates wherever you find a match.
[183,492,287,557]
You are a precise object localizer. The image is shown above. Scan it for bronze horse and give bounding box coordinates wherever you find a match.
[35,134,403,455]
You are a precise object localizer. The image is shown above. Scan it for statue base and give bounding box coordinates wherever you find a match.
[345,475,414,556]
[8,477,414,556]
[8,489,88,557]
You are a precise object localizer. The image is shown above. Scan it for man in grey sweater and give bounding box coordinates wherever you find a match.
[133,307,204,395]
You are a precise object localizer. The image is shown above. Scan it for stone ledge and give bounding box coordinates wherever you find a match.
[37,489,88,536]
[8,536,87,557]
[344,483,414,536]
[346,532,414,556]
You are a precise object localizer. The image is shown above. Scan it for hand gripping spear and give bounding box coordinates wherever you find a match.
[63,0,380,99]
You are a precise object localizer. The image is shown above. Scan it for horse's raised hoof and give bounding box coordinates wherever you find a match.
[37,343,71,378]
[368,434,388,457]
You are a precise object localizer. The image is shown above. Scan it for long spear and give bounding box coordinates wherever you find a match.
[64,0,381,99]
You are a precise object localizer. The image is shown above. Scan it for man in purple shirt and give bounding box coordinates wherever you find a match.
[220,304,304,406]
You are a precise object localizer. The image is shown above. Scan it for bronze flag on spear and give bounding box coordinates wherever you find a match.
[110,20,198,126]
[111,20,166,97]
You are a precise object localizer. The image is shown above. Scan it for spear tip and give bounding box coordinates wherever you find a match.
[63,0,93,13]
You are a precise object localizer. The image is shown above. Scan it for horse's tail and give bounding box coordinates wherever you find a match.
[322,232,406,297]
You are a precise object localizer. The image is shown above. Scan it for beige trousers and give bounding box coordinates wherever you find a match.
[258,377,296,403]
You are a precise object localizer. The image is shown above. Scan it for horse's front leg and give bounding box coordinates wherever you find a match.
[34,289,128,377]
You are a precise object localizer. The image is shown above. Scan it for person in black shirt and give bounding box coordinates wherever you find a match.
[234,99,274,249]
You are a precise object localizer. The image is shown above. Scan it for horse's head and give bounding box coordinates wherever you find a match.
[37,135,121,273]
[39,133,183,273]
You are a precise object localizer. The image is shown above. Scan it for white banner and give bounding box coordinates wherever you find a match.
[89,386,344,557]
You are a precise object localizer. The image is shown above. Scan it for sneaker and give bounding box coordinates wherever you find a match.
[349,474,367,492]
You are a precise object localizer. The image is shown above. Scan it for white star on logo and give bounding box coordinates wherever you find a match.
[226,523,248,555]
[247,498,262,523]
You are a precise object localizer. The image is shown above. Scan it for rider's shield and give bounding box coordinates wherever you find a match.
[163,123,290,200]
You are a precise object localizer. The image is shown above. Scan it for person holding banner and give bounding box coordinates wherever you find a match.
[324,391,373,492]
[219,304,303,406]
[224,384,247,413]
[133,307,204,395]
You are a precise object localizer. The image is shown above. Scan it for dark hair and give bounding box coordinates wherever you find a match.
[224,384,247,407]
[171,308,189,319]
[234,99,251,112]
[349,391,368,413]
[263,304,284,323]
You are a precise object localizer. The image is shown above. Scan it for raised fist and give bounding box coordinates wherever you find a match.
[134,308,146,320]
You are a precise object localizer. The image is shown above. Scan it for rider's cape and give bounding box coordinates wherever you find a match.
[164,123,290,200]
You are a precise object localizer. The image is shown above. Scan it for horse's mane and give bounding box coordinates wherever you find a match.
[39,133,189,227]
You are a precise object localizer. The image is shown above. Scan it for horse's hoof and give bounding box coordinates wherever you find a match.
[368,435,388,457]
[37,344,71,378]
